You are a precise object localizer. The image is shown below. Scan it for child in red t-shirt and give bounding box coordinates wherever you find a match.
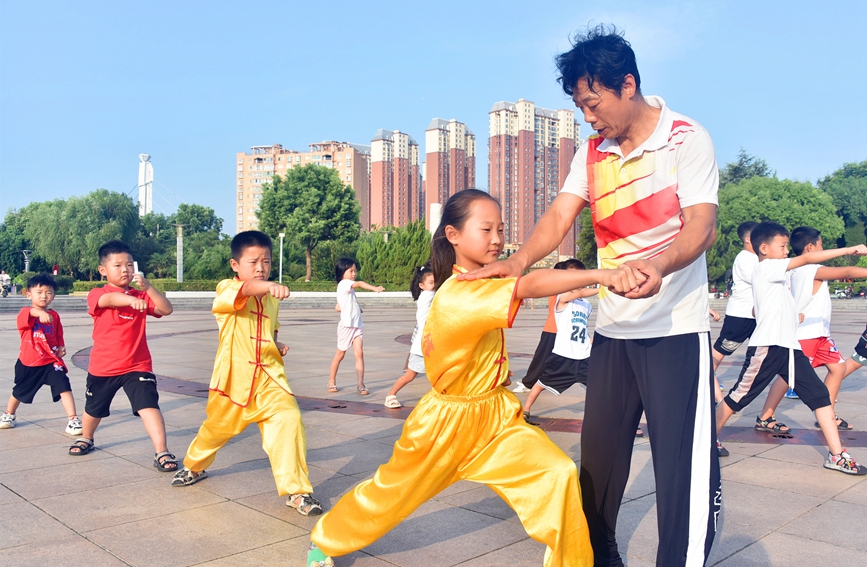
[1,274,81,435]
[69,241,177,473]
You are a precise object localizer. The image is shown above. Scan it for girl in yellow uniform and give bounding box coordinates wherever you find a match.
[308,190,644,567]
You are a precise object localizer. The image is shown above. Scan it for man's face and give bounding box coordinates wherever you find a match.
[572,76,633,140]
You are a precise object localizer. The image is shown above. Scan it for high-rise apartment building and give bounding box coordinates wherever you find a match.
[424,118,476,229]
[488,99,581,257]
[369,129,422,229]
[235,142,370,233]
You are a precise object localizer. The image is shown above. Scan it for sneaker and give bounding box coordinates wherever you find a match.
[287,493,323,516]
[307,542,333,566]
[717,440,729,457]
[784,388,799,399]
[512,383,531,393]
[65,416,83,435]
[824,449,867,475]
[171,468,208,487]
[0,412,15,429]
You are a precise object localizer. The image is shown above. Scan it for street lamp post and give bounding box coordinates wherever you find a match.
[22,250,31,272]
[278,233,285,284]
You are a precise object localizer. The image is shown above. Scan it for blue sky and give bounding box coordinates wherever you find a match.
[2,1,865,232]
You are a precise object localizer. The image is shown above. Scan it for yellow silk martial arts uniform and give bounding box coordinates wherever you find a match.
[311,268,592,567]
[182,279,313,497]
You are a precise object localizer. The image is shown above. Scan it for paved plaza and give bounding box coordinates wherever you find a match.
[2,300,867,566]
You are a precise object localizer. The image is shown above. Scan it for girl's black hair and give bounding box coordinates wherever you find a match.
[335,257,359,283]
[410,262,433,300]
[431,189,501,290]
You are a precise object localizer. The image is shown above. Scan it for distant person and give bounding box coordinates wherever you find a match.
[753,226,867,432]
[70,240,178,474]
[327,258,383,395]
[522,259,596,424]
[0,270,11,297]
[0,274,81,435]
[715,222,867,475]
[172,231,322,516]
[305,189,644,567]
[384,264,435,408]
[52,264,59,276]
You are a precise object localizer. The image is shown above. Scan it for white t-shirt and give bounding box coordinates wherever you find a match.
[560,96,718,339]
[337,279,362,328]
[552,295,593,360]
[725,250,758,318]
[749,259,800,349]
[410,290,435,356]
[790,265,831,340]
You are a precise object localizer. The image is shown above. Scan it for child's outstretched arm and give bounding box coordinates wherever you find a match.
[352,280,384,293]
[814,266,867,281]
[787,245,867,271]
[134,274,173,316]
[240,279,290,300]
[556,288,596,308]
[517,265,644,300]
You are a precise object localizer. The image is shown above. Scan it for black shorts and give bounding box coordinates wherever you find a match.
[855,324,867,360]
[84,371,160,418]
[723,346,831,413]
[521,331,556,388]
[713,315,757,356]
[537,355,589,395]
[12,360,72,403]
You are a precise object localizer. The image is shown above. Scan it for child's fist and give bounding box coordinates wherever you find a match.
[133,273,150,289]
[276,341,290,356]
[269,283,290,300]
[38,311,53,323]
[849,244,867,256]
[128,296,148,311]
[374,285,384,293]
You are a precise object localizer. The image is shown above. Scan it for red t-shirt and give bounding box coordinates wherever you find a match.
[17,307,66,370]
[87,285,161,376]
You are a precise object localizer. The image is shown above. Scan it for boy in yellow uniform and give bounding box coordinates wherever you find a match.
[172,230,321,515]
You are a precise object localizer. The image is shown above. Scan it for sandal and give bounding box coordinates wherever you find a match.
[69,438,95,456]
[636,427,644,438]
[171,468,208,487]
[523,411,539,426]
[287,493,323,516]
[357,385,370,396]
[326,383,338,392]
[755,415,790,434]
[384,395,401,408]
[153,451,179,472]
[814,416,854,431]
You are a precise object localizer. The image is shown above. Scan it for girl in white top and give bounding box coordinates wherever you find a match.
[328,258,383,395]
[384,264,435,408]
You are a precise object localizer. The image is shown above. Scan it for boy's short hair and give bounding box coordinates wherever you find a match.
[750,222,789,254]
[98,240,133,264]
[231,231,272,261]
[560,258,586,270]
[27,274,57,291]
[737,221,759,243]
[790,226,821,256]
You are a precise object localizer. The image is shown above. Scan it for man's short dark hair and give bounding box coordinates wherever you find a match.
[750,222,789,254]
[555,24,640,97]
[790,226,822,256]
[737,221,759,243]
[231,230,272,261]
[98,240,132,264]
[27,274,57,291]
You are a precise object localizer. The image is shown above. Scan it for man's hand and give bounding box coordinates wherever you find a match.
[621,258,665,299]
[275,341,290,356]
[31,307,52,323]
[598,265,647,295]
[458,256,526,281]
[269,283,290,300]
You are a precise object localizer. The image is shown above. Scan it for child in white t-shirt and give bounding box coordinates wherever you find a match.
[384,264,435,408]
[716,221,867,475]
[327,258,383,395]
[755,226,867,431]
[522,259,597,422]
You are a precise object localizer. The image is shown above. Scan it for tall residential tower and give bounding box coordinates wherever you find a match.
[369,129,422,229]
[424,118,476,229]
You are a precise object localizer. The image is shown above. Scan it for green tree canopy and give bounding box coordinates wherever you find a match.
[355,220,431,287]
[257,164,361,281]
[818,160,867,247]
[719,148,774,188]
[707,176,844,282]
[574,208,597,268]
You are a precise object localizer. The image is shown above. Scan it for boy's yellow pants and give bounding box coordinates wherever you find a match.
[311,387,593,567]
[183,377,313,496]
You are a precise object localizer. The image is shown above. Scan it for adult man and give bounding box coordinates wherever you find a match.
[463,26,720,566]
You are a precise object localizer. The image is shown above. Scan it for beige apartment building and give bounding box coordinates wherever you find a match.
[369,129,422,229]
[235,142,370,233]
[423,118,476,230]
[488,99,581,257]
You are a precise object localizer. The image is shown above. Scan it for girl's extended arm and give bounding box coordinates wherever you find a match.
[517,266,644,300]
[352,280,384,293]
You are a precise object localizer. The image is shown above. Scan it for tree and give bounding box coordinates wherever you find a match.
[257,164,361,281]
[707,176,844,282]
[818,161,867,247]
[175,203,223,234]
[355,220,431,287]
[574,208,597,268]
[718,148,774,188]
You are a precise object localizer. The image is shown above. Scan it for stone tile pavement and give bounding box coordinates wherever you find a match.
[1,303,866,566]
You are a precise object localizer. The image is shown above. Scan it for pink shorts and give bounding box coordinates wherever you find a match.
[337,324,362,352]
[799,337,845,368]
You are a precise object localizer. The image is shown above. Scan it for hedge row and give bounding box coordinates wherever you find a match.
[71,279,408,293]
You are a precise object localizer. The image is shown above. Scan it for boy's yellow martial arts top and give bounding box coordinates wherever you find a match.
[209,278,293,405]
